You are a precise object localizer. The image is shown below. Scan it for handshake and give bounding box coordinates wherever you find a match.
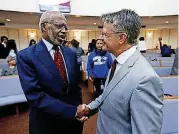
[76,104,91,122]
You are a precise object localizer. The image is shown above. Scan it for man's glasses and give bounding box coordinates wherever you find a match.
[101,31,125,38]
[42,22,68,33]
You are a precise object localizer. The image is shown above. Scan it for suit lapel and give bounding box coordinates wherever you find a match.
[100,51,141,104]
[34,40,63,83]
[101,63,130,102]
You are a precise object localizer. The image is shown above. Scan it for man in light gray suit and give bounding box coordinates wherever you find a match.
[79,9,164,134]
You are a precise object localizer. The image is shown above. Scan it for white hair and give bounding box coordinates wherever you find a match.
[39,11,66,32]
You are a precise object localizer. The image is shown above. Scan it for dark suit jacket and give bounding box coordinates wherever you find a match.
[17,40,82,134]
[0,43,9,59]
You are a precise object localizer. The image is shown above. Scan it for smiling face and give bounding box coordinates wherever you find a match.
[96,39,104,50]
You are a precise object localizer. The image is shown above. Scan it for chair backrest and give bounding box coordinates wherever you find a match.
[161,61,174,67]
[154,67,172,76]
[0,63,9,69]
[0,76,24,97]
[161,76,178,95]
[0,59,7,64]
[150,57,174,61]
[162,99,178,134]
[143,53,162,57]
[149,61,161,67]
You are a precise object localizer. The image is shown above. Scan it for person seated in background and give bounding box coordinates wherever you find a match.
[171,48,178,75]
[0,36,9,59]
[88,39,96,53]
[70,39,85,81]
[138,37,147,53]
[87,39,113,97]
[1,56,17,76]
[6,39,18,58]
[156,36,163,50]
[161,44,171,57]
[70,39,85,66]
[29,39,36,46]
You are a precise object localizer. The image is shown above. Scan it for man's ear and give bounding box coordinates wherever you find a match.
[118,33,127,44]
[41,23,47,32]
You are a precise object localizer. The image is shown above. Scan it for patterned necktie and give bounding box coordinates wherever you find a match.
[108,59,118,84]
[53,46,68,92]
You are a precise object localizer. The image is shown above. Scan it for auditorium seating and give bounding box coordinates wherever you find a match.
[150,57,174,61]
[143,52,162,57]
[161,61,174,67]
[149,61,161,67]
[162,99,179,134]
[0,59,7,64]
[161,76,178,96]
[154,67,172,76]
[0,76,26,111]
[0,63,9,69]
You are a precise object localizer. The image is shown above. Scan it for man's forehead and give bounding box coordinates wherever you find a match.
[103,23,114,32]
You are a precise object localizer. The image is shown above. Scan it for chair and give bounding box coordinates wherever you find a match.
[0,59,7,64]
[150,57,174,61]
[0,75,27,114]
[162,99,179,134]
[154,67,172,76]
[149,61,161,67]
[0,63,9,69]
[161,61,174,67]
[161,76,178,96]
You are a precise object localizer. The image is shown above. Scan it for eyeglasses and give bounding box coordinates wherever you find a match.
[42,22,68,34]
[101,31,124,38]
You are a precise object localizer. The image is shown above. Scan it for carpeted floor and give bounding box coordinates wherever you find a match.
[0,83,97,134]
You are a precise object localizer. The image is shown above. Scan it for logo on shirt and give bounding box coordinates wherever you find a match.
[93,56,107,65]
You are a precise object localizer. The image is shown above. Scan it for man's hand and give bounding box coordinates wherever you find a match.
[76,104,90,122]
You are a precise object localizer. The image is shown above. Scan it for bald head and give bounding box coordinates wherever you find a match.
[39,11,68,46]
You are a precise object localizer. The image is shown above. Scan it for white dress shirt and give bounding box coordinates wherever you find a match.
[42,38,69,81]
[2,42,6,48]
[114,46,136,75]
[138,41,147,51]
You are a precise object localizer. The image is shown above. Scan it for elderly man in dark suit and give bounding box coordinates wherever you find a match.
[17,11,86,134]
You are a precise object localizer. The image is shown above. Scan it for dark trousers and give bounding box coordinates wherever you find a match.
[93,78,106,97]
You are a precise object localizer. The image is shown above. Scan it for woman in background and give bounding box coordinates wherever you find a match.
[1,56,18,76]
[6,39,18,58]
[87,39,113,97]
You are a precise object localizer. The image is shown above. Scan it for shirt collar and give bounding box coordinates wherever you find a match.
[42,38,61,51]
[2,42,6,47]
[116,46,136,65]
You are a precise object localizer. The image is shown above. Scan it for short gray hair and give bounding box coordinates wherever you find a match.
[101,9,141,45]
[39,11,66,32]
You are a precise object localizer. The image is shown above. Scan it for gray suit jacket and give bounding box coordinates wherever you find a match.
[171,48,178,75]
[88,51,164,134]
